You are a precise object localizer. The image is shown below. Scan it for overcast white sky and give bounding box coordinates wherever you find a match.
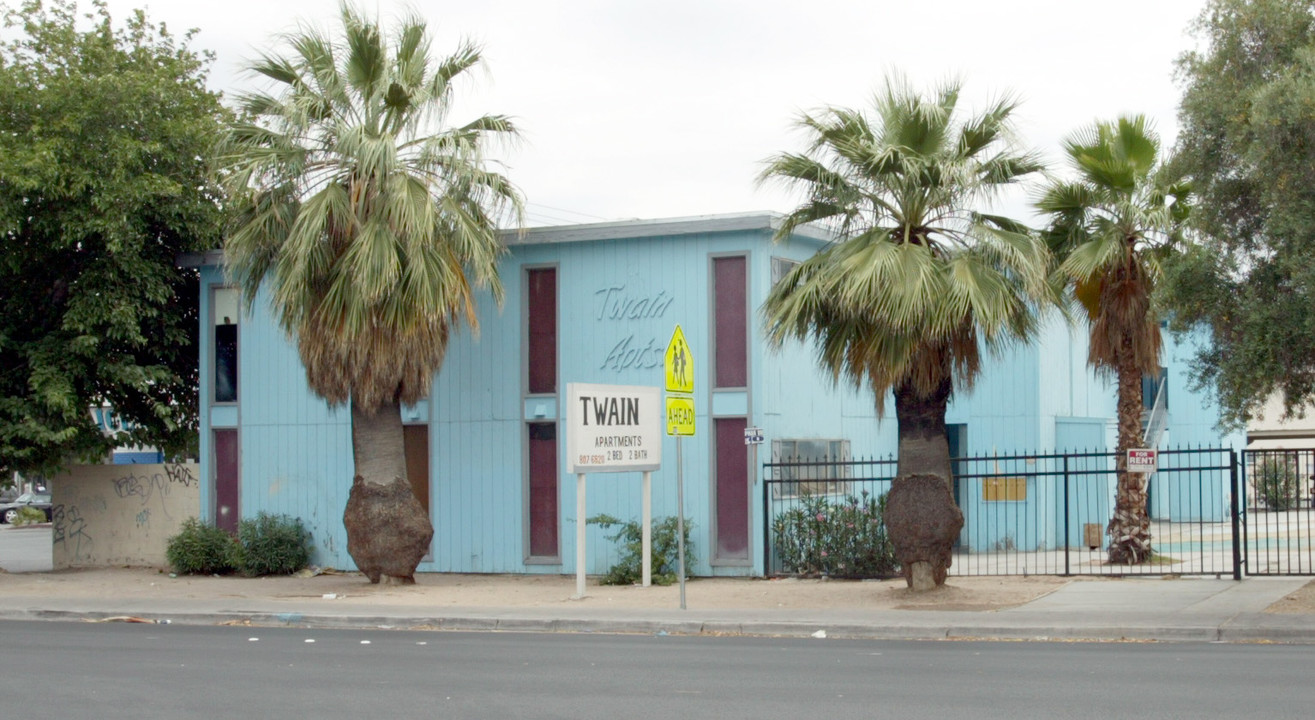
[98,0,1209,227]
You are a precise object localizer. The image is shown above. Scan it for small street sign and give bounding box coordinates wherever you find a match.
[1127,448,1158,473]
[744,427,764,445]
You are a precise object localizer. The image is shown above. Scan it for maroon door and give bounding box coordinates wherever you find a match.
[714,417,750,561]
[213,429,239,534]
[528,422,559,558]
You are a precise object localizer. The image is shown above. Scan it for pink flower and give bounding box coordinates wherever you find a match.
[820,550,828,557]
[816,513,826,521]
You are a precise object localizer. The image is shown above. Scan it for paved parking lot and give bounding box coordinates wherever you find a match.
[0,524,52,573]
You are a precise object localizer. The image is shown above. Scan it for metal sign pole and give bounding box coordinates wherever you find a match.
[575,472,587,599]
[642,470,652,587]
[676,436,686,610]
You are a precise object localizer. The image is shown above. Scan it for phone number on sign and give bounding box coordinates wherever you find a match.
[578,449,649,465]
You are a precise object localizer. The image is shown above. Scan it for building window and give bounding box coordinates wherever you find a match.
[1142,366,1168,411]
[527,422,559,559]
[771,256,800,285]
[213,287,239,404]
[770,439,852,498]
[713,255,747,388]
[527,268,557,395]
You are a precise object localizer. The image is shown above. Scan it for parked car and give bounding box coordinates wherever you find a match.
[0,493,53,524]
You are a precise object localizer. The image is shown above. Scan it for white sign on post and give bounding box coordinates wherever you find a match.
[567,384,662,473]
[1127,448,1158,473]
[566,383,663,598]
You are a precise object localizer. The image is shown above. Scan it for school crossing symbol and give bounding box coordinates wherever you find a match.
[664,325,694,394]
[664,325,695,436]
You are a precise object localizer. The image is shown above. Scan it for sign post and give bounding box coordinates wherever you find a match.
[566,383,662,598]
[664,325,695,610]
[744,426,764,487]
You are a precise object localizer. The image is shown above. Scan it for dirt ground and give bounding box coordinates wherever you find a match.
[0,567,1071,612]
[1264,578,1315,614]
[5,567,1314,613]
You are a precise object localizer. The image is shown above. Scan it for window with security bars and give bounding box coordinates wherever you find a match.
[771,439,852,498]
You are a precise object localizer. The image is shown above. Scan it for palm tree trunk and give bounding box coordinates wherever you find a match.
[1107,360,1152,564]
[894,377,953,479]
[343,397,434,583]
[885,376,963,590]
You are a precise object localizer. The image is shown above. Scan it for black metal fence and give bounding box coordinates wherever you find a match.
[1240,448,1315,575]
[763,447,1241,578]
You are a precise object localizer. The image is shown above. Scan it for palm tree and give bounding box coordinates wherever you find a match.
[761,77,1050,589]
[1036,115,1190,565]
[216,4,522,583]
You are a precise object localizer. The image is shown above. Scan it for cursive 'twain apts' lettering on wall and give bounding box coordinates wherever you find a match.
[601,335,664,371]
[592,284,673,372]
[594,286,674,322]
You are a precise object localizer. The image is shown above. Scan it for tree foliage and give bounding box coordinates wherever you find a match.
[215,2,522,412]
[1167,0,1315,426]
[0,0,229,475]
[760,76,1050,476]
[1037,115,1191,564]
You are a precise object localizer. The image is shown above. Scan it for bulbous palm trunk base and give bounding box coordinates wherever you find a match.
[884,473,964,591]
[1107,472,1152,564]
[344,475,434,584]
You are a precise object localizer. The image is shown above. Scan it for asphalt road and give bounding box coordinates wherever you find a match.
[0,524,52,572]
[3,621,1315,719]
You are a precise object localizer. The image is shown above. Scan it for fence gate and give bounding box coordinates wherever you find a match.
[763,447,1245,579]
[1240,448,1315,575]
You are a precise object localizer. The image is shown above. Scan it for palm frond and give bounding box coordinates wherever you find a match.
[761,75,1048,411]
[215,3,521,410]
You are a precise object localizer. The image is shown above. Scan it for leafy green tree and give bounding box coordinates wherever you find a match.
[1166,0,1315,426]
[0,0,228,476]
[760,77,1049,589]
[216,4,522,584]
[1037,115,1191,565]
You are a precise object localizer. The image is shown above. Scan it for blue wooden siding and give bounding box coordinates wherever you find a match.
[194,213,1244,573]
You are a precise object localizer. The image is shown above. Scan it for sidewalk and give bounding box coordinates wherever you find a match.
[2,561,1315,643]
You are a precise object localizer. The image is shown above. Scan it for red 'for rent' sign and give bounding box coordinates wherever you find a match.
[1127,449,1158,473]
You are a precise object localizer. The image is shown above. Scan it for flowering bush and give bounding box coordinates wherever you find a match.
[771,491,897,578]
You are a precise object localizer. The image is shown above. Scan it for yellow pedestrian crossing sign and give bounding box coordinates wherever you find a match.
[664,325,694,394]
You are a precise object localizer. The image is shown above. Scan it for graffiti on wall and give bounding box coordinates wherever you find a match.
[109,463,196,520]
[51,501,99,558]
[594,285,673,372]
[52,463,199,568]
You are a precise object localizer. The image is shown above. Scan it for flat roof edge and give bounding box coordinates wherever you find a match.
[176,212,834,266]
[502,211,833,245]
[176,250,225,269]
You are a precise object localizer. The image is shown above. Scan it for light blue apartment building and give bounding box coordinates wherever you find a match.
[184,212,1243,575]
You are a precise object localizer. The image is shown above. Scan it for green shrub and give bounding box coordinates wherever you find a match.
[236,512,312,576]
[771,490,897,579]
[1255,457,1301,511]
[166,518,239,575]
[587,514,695,586]
[13,506,46,526]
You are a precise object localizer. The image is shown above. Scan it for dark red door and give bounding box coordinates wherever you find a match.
[714,417,750,561]
[528,422,559,558]
[214,429,239,534]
